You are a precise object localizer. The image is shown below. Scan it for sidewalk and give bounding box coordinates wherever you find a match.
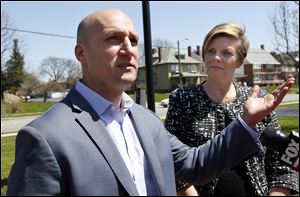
[280,93,299,103]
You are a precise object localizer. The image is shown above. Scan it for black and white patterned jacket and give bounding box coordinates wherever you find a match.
[165,82,299,196]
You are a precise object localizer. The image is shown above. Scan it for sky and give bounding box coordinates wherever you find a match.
[2,1,282,80]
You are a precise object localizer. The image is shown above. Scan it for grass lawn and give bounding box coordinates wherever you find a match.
[1,102,57,118]
[1,115,298,195]
[278,103,299,109]
[268,84,299,94]
[278,116,299,133]
[1,136,15,196]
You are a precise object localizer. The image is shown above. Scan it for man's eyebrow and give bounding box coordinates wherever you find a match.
[103,29,139,40]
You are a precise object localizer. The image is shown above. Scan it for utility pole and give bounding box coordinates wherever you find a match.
[142,1,155,112]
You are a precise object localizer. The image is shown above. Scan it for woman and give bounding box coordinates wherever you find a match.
[165,23,299,196]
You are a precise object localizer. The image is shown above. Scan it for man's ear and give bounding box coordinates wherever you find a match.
[75,44,86,65]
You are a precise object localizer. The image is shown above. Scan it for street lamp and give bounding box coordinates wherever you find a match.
[177,38,188,88]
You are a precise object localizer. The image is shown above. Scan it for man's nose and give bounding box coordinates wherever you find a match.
[120,38,134,56]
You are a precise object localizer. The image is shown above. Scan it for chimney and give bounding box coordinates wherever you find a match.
[158,47,162,62]
[188,46,192,57]
[260,44,265,50]
[196,45,200,55]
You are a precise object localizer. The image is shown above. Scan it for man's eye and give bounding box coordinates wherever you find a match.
[130,38,138,46]
[109,36,118,40]
[107,36,122,45]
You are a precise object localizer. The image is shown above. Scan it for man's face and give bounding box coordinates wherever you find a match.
[77,10,139,96]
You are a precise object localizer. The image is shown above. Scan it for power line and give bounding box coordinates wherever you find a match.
[1,27,76,39]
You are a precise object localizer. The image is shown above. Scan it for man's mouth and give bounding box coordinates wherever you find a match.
[117,63,135,69]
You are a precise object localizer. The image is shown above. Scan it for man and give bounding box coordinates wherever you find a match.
[7,9,295,196]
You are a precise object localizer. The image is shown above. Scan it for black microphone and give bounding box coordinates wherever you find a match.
[260,126,299,172]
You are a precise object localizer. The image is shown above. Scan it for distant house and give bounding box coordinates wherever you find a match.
[238,45,284,86]
[137,45,284,92]
[271,51,299,83]
[137,47,206,92]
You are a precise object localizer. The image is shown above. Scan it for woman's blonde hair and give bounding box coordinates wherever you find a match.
[202,23,249,66]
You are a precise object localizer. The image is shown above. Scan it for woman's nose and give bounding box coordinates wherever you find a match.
[212,53,221,62]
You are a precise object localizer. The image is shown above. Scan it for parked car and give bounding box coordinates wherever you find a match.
[160,98,169,108]
[19,95,31,100]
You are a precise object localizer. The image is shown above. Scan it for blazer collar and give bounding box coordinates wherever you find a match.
[65,87,139,196]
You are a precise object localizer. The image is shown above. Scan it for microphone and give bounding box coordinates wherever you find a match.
[260,126,299,172]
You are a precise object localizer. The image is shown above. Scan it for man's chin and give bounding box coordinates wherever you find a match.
[121,75,136,84]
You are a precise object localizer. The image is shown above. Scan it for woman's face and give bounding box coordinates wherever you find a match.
[204,36,240,80]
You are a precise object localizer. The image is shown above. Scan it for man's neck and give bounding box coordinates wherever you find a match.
[80,79,124,106]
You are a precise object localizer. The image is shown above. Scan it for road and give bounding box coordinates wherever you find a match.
[0,104,167,134]
[1,104,298,134]
[1,94,299,134]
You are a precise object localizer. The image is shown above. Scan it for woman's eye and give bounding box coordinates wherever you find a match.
[207,49,214,54]
[224,51,233,55]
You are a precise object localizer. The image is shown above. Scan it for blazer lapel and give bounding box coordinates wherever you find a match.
[66,88,139,196]
[129,105,167,195]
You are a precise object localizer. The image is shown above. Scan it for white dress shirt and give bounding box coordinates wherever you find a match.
[75,80,156,195]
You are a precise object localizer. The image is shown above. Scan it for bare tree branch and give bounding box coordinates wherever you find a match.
[40,57,68,82]
[270,1,299,77]
[1,9,15,66]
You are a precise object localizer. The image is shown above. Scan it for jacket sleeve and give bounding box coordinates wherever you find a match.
[168,118,261,186]
[7,126,62,196]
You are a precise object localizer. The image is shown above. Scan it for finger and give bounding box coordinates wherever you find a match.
[265,94,275,108]
[274,86,290,104]
[272,78,295,97]
[249,85,260,99]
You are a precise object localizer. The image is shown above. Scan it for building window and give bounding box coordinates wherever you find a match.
[201,65,205,73]
[188,65,197,73]
[253,64,261,69]
[254,74,261,81]
[266,64,274,70]
[171,64,179,73]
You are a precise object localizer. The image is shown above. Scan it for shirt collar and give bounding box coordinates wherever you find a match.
[75,80,134,117]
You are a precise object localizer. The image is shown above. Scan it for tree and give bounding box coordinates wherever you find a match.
[40,57,68,82]
[40,57,81,85]
[20,71,42,102]
[1,8,16,100]
[138,38,175,64]
[3,39,25,95]
[152,37,174,48]
[270,1,299,80]
[64,59,81,89]
[1,8,15,64]
[39,57,81,101]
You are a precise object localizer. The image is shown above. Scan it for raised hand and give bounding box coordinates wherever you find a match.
[241,78,295,127]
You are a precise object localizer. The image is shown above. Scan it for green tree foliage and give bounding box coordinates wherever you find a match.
[3,39,25,95]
